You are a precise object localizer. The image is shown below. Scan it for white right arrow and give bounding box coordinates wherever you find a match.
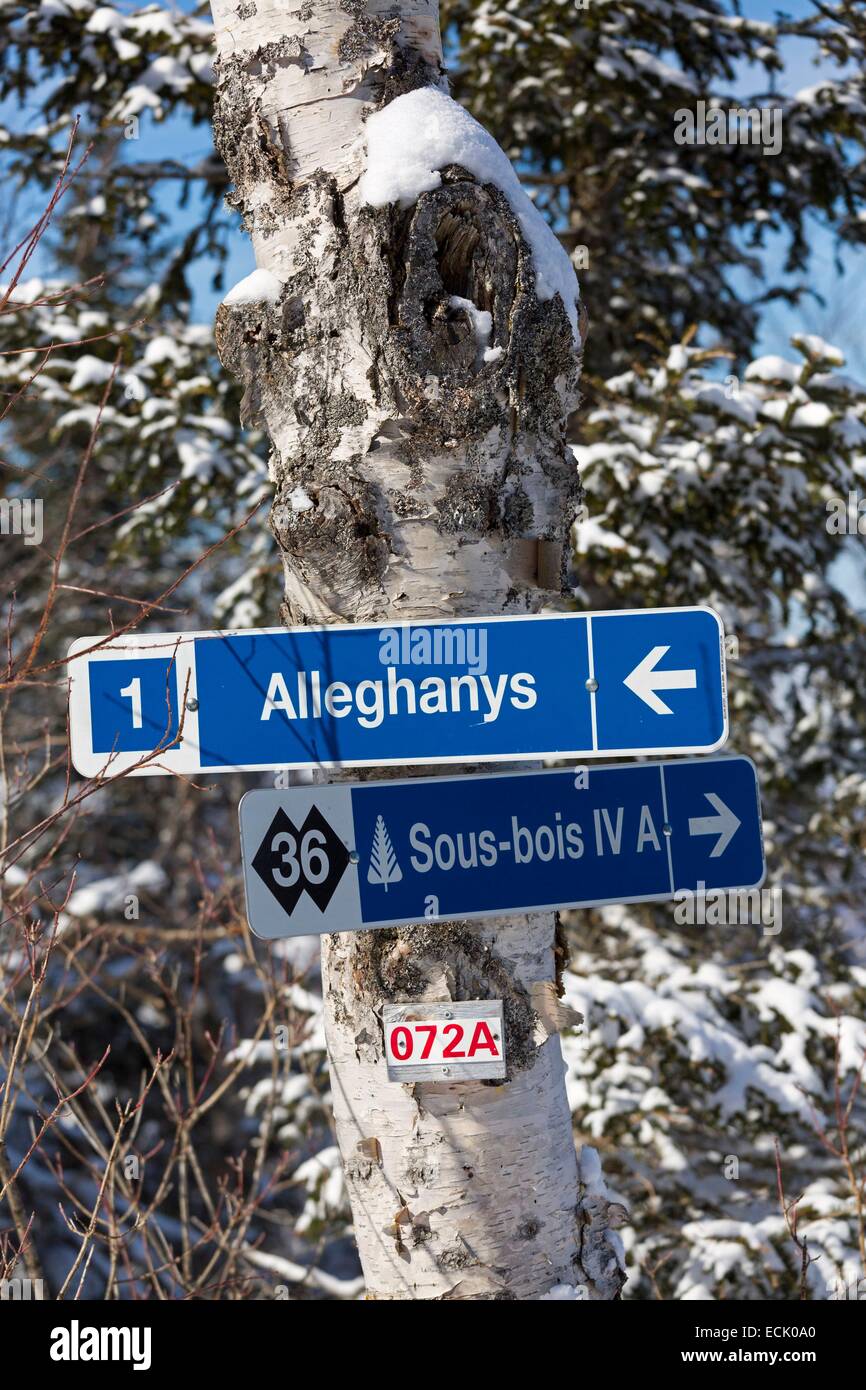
[623,645,697,715]
[688,793,741,858]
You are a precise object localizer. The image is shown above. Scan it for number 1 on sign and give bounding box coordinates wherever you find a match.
[119,677,142,729]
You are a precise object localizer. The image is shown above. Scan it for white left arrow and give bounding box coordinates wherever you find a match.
[623,645,697,715]
[688,793,741,858]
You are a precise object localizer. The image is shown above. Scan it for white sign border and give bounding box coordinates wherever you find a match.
[237,755,765,940]
[68,606,728,778]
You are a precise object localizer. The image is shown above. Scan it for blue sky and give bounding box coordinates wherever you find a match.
[161,0,863,374]
[726,0,865,372]
[5,2,860,598]
[8,0,863,374]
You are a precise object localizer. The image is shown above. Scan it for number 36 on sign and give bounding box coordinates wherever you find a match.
[382,1001,505,1082]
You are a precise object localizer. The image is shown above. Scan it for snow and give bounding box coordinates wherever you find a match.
[224,1039,275,1068]
[791,332,845,366]
[214,566,261,628]
[68,354,115,391]
[625,48,696,92]
[562,945,820,1124]
[177,432,218,480]
[289,486,314,513]
[143,335,189,367]
[447,294,504,364]
[113,37,141,63]
[665,344,689,374]
[745,355,801,385]
[141,55,192,92]
[579,1145,609,1196]
[837,411,866,447]
[690,382,761,425]
[791,402,833,429]
[56,404,114,432]
[127,9,181,37]
[114,84,161,119]
[85,6,124,33]
[65,861,167,918]
[189,52,214,86]
[0,277,46,305]
[360,88,580,339]
[222,268,282,307]
[294,1145,346,1234]
[449,294,491,348]
[574,516,629,553]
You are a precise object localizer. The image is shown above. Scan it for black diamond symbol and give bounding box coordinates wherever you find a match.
[251,805,350,918]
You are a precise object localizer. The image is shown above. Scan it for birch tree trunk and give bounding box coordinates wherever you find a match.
[210,0,626,1300]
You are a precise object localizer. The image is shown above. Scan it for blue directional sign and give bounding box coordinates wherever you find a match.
[67,607,727,777]
[238,756,764,938]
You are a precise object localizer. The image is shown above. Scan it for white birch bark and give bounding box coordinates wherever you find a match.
[209,0,626,1300]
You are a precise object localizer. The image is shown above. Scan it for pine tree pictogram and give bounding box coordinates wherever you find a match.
[366,815,403,892]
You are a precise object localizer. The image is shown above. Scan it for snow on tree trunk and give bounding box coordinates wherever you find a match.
[209,0,625,1299]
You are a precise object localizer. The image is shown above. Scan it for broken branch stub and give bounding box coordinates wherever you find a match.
[215,161,582,624]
